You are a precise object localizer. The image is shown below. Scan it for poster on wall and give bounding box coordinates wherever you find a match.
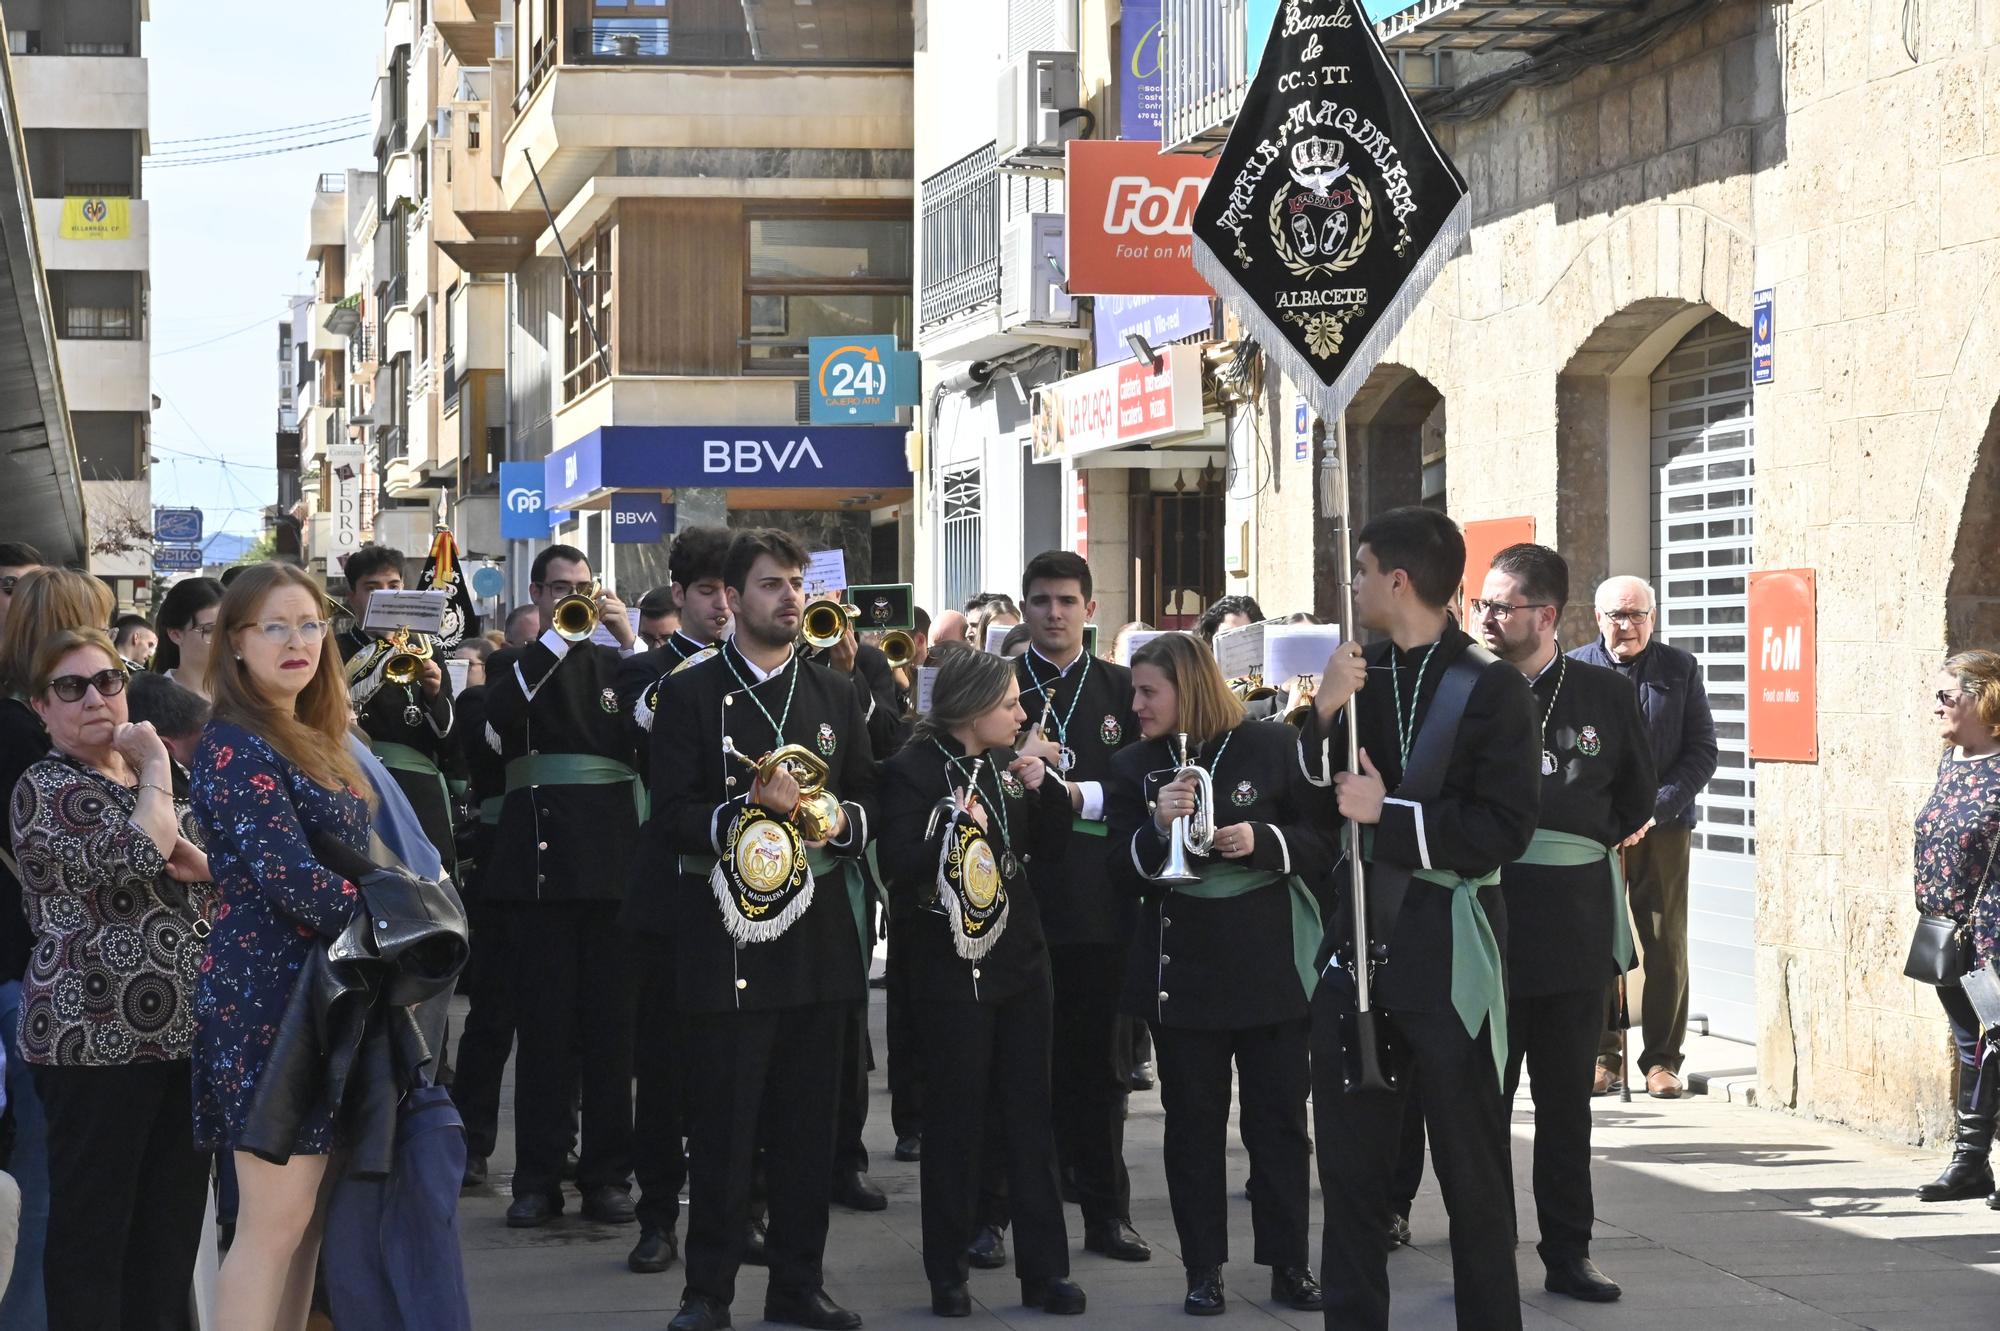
[1747,568,1818,762]
[1457,515,1537,620]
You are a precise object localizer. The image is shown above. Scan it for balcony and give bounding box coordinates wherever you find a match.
[1161,0,1252,154]
[379,273,410,311]
[35,197,147,273]
[435,0,502,65]
[916,144,1000,351]
[306,175,347,260]
[11,55,148,131]
[308,301,347,357]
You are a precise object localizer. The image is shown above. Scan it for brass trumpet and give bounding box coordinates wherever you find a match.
[723,736,844,843]
[1151,732,1214,885]
[879,629,917,671]
[802,597,859,651]
[1284,675,1319,727]
[382,628,433,686]
[552,584,601,643]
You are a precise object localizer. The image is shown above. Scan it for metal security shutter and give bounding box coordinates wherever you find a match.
[1008,0,1077,57]
[1650,314,1756,1041]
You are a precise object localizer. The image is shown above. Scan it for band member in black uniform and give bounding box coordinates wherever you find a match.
[483,543,641,1228]
[1107,634,1327,1317]
[336,543,458,873]
[448,653,512,1188]
[611,525,735,1275]
[1009,550,1152,1263]
[1474,545,1653,1304]
[652,528,877,1331]
[1300,507,1540,1331]
[878,650,1088,1318]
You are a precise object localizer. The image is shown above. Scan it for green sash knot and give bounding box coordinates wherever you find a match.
[1514,828,1634,972]
[1166,860,1324,1004]
[503,753,647,822]
[371,741,451,824]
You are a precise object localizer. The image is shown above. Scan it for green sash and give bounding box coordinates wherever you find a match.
[504,753,646,822]
[1071,819,1108,838]
[684,843,868,974]
[1514,828,1634,971]
[1168,860,1323,1002]
[478,795,504,826]
[372,740,451,822]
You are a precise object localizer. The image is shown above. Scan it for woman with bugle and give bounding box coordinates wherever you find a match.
[878,650,1088,1319]
[1106,633,1331,1317]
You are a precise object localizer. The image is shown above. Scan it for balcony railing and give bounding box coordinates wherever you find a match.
[379,274,410,310]
[64,182,134,198]
[918,143,1000,334]
[442,352,460,410]
[386,117,409,154]
[317,172,347,193]
[62,308,138,340]
[1162,0,1252,153]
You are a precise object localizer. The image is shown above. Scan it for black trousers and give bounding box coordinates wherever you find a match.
[885,920,925,1140]
[1505,988,1607,1265]
[499,899,635,1198]
[453,892,516,1162]
[834,1000,871,1177]
[916,978,1071,1286]
[34,1059,211,1331]
[1048,942,1131,1226]
[1311,988,1521,1331]
[1152,1019,1311,1271]
[1389,1093,1427,1220]
[631,930,689,1232]
[683,1002,846,1308]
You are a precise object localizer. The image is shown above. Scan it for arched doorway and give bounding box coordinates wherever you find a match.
[1320,366,1444,619]
[1947,398,2000,652]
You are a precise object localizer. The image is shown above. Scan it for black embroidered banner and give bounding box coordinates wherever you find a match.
[417,527,479,651]
[1191,0,1468,421]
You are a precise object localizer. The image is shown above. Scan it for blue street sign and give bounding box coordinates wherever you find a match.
[153,546,203,573]
[470,565,505,599]
[611,493,672,544]
[500,462,563,540]
[1751,288,1775,385]
[546,426,912,508]
[153,507,203,546]
[808,336,916,425]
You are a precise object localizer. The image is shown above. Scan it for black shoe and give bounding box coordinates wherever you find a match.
[764,1286,862,1330]
[832,1169,888,1212]
[1083,1219,1152,1262]
[742,1216,770,1267]
[1183,1267,1224,1316]
[561,1148,579,1181]
[1988,1188,1999,1210]
[1386,1213,1411,1250]
[1544,1257,1622,1303]
[667,1293,732,1331]
[505,1192,562,1228]
[930,1282,971,1317]
[1021,1277,1086,1315]
[627,1225,678,1273]
[580,1185,637,1225]
[894,1135,923,1163]
[461,1154,488,1190]
[1128,1061,1156,1091]
[1270,1265,1323,1310]
[1918,1073,1996,1201]
[967,1224,1008,1270]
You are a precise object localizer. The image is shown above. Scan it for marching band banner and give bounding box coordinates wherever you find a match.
[1190,0,1468,422]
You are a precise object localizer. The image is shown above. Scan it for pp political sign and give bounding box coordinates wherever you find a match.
[809,335,917,425]
[500,462,557,540]
[1065,141,1217,297]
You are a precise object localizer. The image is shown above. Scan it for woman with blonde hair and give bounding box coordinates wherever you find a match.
[188,563,376,1330]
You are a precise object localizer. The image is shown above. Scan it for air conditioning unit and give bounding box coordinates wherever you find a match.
[997,51,1082,166]
[1001,213,1079,333]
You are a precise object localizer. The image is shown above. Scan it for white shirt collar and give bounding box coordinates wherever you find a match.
[1030,642,1083,677]
[1529,651,1563,684]
[732,641,795,684]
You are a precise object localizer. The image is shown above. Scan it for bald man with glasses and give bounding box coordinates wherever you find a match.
[1567,576,1718,1098]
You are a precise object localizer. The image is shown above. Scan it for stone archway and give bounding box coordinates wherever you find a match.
[1947,399,2000,652]
[1317,364,1445,619]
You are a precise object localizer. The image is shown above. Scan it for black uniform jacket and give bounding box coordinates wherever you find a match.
[451,683,506,872]
[649,641,879,1014]
[878,736,1072,1004]
[481,634,642,903]
[614,631,714,936]
[807,640,909,759]
[1300,627,1540,1014]
[337,626,458,871]
[1109,721,1336,1031]
[1014,647,1140,947]
[1503,654,1656,997]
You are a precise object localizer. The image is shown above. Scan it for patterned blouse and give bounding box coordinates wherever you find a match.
[9,752,217,1066]
[1914,748,2000,972]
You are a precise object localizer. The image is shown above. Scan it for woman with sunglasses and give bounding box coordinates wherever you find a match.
[10,628,215,1329]
[151,576,225,699]
[1912,649,2000,1209]
[189,564,376,1330]
[1106,633,1332,1317]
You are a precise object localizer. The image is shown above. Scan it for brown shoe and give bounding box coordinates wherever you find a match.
[1592,1064,1618,1097]
[1645,1066,1683,1099]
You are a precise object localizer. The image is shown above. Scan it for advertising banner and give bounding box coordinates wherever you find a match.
[1748,569,1818,762]
[1065,140,1216,297]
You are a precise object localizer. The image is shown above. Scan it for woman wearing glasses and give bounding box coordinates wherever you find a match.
[151,576,225,698]
[189,564,375,1331]
[1911,649,2000,1209]
[10,628,216,1329]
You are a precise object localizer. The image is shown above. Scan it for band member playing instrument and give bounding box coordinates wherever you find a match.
[1473,545,1653,1303]
[1010,551,1152,1264]
[1107,634,1328,1317]
[1300,507,1539,1331]
[482,544,641,1229]
[651,529,877,1331]
[336,544,458,873]
[611,525,733,1276]
[878,650,1088,1318]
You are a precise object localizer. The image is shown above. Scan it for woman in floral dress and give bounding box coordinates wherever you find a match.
[189,563,374,1331]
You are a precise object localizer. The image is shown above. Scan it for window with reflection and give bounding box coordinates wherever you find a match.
[743,215,913,374]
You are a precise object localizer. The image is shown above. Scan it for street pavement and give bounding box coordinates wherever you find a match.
[457,993,2000,1330]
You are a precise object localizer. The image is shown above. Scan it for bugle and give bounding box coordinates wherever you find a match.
[1150,732,1213,885]
[723,736,843,843]
[552,583,601,642]
[802,597,859,651]
[382,628,433,686]
[879,629,917,671]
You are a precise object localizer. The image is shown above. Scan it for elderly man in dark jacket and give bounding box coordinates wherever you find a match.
[1568,575,1718,1099]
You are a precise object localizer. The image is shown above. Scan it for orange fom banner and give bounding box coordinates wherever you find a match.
[1747,568,1818,763]
[1457,516,1537,621]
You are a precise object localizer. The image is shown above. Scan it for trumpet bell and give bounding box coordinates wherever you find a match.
[382,629,433,686]
[879,629,916,671]
[802,597,858,651]
[552,593,599,643]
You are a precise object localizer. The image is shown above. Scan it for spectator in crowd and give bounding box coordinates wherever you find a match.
[1911,649,2000,1209]
[452,636,496,691]
[126,671,212,773]
[1569,575,1718,1099]
[999,623,1033,658]
[0,543,41,641]
[112,614,157,672]
[12,628,215,1328]
[1195,596,1266,645]
[972,596,1021,654]
[0,567,115,1329]
[504,604,540,648]
[1110,622,1157,666]
[931,609,970,652]
[152,577,227,701]
[636,587,680,650]
[907,606,933,668]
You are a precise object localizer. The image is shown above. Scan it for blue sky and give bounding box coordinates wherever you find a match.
[145,3,381,540]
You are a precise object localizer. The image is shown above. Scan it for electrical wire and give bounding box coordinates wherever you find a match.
[146,121,372,160]
[151,114,370,148]
[146,133,370,169]
[155,311,293,358]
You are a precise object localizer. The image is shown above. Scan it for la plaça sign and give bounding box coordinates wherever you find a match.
[1032,343,1205,462]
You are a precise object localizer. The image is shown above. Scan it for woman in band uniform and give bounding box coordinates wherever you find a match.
[878,650,1087,1319]
[1106,634,1330,1317]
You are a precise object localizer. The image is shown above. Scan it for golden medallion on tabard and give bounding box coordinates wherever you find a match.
[937,816,1009,962]
[710,807,814,945]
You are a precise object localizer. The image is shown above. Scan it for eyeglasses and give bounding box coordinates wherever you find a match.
[1599,610,1652,627]
[48,668,128,703]
[540,580,597,599]
[1937,690,1968,709]
[252,619,330,646]
[0,576,19,596]
[187,622,218,639]
[1468,599,1551,621]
